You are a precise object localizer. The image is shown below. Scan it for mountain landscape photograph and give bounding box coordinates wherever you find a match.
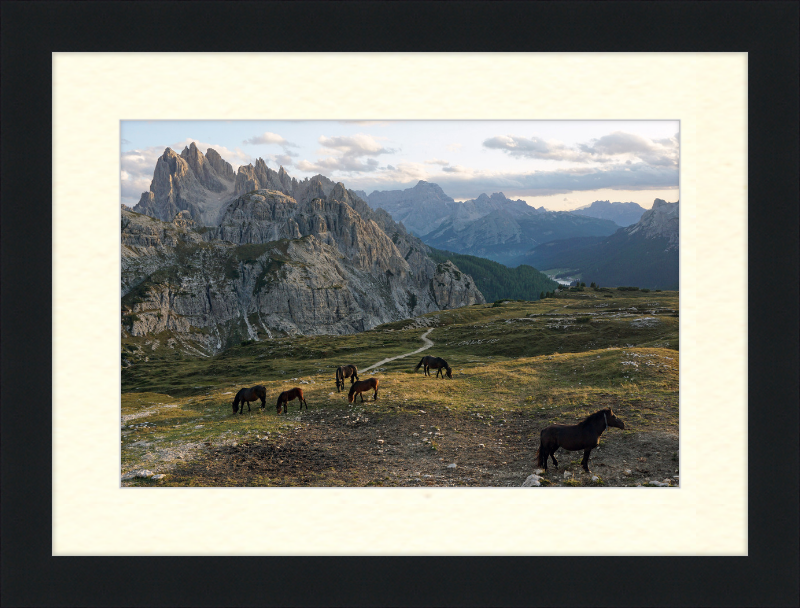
[120,120,680,488]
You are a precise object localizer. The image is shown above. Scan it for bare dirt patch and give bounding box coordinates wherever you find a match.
[164,401,678,487]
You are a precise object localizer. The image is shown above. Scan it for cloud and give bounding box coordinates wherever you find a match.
[424,158,450,166]
[483,135,583,161]
[272,154,295,167]
[242,132,297,148]
[441,164,470,173]
[484,130,679,168]
[121,138,131,145]
[578,131,679,167]
[339,161,678,201]
[299,133,397,174]
[318,133,396,158]
[298,156,381,174]
[446,143,463,152]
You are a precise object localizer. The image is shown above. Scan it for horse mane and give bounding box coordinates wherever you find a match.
[582,408,612,425]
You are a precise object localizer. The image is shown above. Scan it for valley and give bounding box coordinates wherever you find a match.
[121,288,679,488]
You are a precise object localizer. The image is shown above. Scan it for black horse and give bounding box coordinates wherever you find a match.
[335,364,359,392]
[232,385,267,414]
[536,407,625,473]
[415,355,452,378]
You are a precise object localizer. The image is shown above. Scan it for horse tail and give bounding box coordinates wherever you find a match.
[415,358,424,371]
[536,444,544,467]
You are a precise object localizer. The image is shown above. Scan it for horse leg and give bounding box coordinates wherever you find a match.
[550,449,559,468]
[360,392,365,403]
[581,448,593,472]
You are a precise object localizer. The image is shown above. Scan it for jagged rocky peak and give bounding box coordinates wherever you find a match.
[205,147,235,181]
[180,142,230,192]
[626,199,679,247]
[133,144,236,226]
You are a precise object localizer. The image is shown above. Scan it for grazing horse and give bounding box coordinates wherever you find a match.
[348,378,379,403]
[415,355,452,378]
[536,407,625,473]
[276,387,307,414]
[232,385,267,414]
[335,364,359,392]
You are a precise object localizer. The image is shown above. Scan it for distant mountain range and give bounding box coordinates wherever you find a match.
[366,182,619,266]
[517,199,679,289]
[572,200,647,227]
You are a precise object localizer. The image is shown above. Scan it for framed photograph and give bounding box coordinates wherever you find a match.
[119,118,680,492]
[3,2,797,606]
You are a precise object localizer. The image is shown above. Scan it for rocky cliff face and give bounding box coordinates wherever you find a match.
[133,143,236,225]
[122,156,485,357]
[626,199,679,248]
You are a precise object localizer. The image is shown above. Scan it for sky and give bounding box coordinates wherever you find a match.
[121,120,679,211]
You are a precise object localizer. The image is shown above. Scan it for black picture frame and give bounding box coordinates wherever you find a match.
[2,2,797,606]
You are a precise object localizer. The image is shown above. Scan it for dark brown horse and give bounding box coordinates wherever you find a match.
[232,385,267,414]
[348,378,379,403]
[276,387,308,414]
[335,364,359,392]
[536,407,625,473]
[415,355,452,378]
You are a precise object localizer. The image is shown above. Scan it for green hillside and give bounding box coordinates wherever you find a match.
[428,247,559,302]
[520,232,679,290]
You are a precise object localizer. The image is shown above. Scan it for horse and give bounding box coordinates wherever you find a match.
[535,407,625,473]
[232,385,267,414]
[348,378,379,403]
[415,355,452,378]
[335,364,359,392]
[276,387,307,414]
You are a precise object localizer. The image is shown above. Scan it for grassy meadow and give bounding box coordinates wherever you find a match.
[121,288,679,487]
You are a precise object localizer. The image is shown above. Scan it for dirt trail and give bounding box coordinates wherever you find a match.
[360,328,434,373]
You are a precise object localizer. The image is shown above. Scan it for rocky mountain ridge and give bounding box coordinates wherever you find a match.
[123,148,485,358]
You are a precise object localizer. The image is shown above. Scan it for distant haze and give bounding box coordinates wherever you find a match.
[122,120,679,212]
